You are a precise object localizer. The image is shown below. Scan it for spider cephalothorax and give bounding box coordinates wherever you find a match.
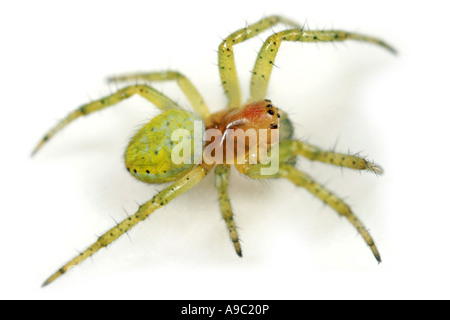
[33,15,394,286]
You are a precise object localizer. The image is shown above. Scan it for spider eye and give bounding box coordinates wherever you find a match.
[270,124,278,129]
[267,109,275,115]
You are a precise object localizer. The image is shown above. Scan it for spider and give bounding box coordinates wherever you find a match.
[33,15,395,286]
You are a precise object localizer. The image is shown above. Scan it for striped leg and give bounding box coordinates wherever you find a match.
[32,84,179,155]
[280,140,383,174]
[250,29,396,100]
[215,165,242,257]
[42,163,213,286]
[107,71,211,119]
[218,15,300,108]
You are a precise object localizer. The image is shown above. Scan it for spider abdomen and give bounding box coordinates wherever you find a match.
[125,108,203,183]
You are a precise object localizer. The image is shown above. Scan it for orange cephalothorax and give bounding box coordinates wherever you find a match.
[204,100,280,166]
[222,99,280,132]
[205,100,280,132]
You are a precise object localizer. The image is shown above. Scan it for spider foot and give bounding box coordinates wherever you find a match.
[366,161,384,175]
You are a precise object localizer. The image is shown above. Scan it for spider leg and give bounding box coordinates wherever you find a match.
[250,28,396,101]
[244,162,381,263]
[32,84,179,155]
[280,140,383,174]
[218,15,300,108]
[42,163,214,287]
[215,165,242,257]
[107,71,210,119]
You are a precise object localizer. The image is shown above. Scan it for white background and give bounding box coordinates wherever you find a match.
[1,0,449,299]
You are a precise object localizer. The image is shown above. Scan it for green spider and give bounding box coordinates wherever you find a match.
[33,15,395,286]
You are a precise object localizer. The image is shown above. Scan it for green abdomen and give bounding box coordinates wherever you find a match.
[125,109,203,183]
